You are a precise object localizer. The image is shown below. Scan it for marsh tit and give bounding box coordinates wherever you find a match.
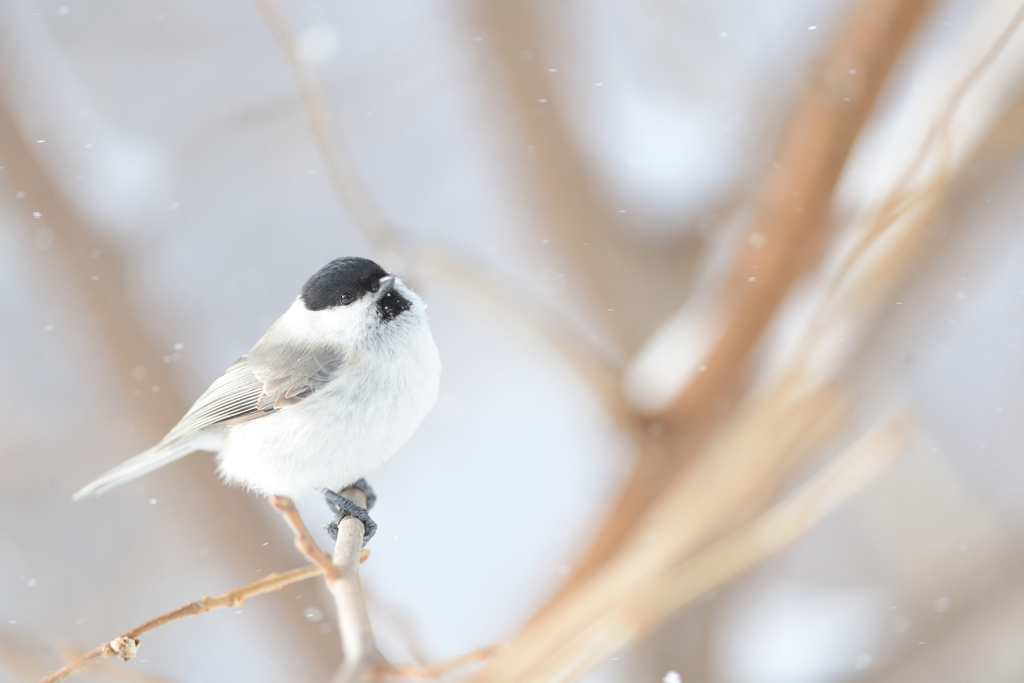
[73,257,441,543]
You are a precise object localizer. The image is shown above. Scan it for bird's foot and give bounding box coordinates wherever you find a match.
[323,481,377,546]
[324,478,376,514]
[350,478,377,510]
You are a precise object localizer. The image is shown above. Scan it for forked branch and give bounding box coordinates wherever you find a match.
[272,493,383,683]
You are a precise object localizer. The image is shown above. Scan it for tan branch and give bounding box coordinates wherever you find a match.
[662,0,939,435]
[537,415,915,678]
[38,565,323,683]
[271,495,504,681]
[271,493,383,683]
[270,496,342,581]
[473,0,958,661]
[567,0,940,586]
[477,0,701,355]
[58,643,178,683]
[475,414,914,681]
[835,0,1024,286]
[251,0,398,254]
[328,487,383,683]
[383,643,505,680]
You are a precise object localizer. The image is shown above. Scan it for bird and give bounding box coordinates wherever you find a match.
[73,256,441,544]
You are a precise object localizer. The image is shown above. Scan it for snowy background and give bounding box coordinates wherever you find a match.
[2,0,1024,682]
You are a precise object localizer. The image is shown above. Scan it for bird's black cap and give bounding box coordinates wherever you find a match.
[301,257,388,311]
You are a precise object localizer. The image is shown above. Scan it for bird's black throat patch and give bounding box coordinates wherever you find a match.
[301,257,388,311]
[377,290,412,322]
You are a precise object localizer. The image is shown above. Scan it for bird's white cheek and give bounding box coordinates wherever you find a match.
[281,299,371,344]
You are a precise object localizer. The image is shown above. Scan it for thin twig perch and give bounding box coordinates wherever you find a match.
[39,491,494,683]
[38,564,324,683]
[329,487,382,683]
[270,496,343,582]
[271,495,501,682]
[271,492,383,683]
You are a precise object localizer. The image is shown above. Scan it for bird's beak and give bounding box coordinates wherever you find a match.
[375,276,396,299]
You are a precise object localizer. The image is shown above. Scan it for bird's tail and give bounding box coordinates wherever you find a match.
[72,437,205,500]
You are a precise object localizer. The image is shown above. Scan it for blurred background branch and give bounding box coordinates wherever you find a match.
[0,89,337,679]
[252,0,399,255]
[477,0,706,357]
[529,0,938,603]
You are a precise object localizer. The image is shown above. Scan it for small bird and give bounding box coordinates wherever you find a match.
[74,257,441,543]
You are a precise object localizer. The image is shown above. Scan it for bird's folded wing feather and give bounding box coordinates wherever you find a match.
[160,340,345,445]
[72,335,346,499]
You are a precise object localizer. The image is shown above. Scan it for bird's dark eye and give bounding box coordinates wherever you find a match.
[340,293,354,305]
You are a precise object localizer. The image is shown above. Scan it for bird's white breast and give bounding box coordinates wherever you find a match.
[215,309,441,500]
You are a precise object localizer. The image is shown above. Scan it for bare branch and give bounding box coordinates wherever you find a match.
[409,247,632,425]
[550,415,915,678]
[383,643,505,680]
[38,565,323,683]
[39,494,381,683]
[566,0,940,584]
[834,0,1024,285]
[251,0,398,254]
[474,415,914,681]
[270,496,342,582]
[661,0,939,430]
[270,493,383,683]
[327,487,383,683]
[57,643,179,683]
[477,0,702,355]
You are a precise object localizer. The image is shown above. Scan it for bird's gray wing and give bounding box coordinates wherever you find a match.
[160,340,345,444]
[73,335,345,500]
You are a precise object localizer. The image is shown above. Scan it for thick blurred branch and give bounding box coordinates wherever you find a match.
[661,0,938,445]
[468,1,944,677]
[568,0,939,584]
[550,416,909,680]
[0,103,185,438]
[530,415,915,679]
[837,58,1024,683]
[470,378,851,681]
[477,0,703,356]
[384,644,504,680]
[38,565,323,683]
